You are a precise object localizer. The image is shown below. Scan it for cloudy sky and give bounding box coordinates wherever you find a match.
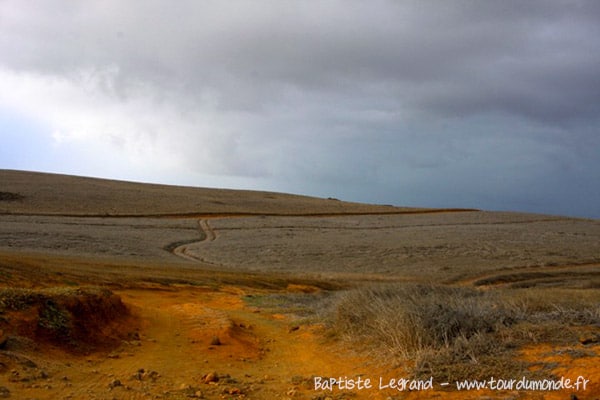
[1,1,599,218]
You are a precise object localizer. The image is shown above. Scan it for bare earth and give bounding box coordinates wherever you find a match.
[0,169,598,399]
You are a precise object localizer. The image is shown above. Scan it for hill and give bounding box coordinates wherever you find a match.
[0,169,426,216]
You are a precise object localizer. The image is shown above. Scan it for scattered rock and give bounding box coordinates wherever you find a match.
[210,336,222,346]
[579,332,599,345]
[203,372,219,384]
[288,325,300,333]
[108,379,122,389]
[225,387,242,395]
[0,386,9,398]
[144,370,160,382]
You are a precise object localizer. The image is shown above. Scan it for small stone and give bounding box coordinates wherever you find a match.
[203,372,219,384]
[227,387,242,395]
[0,386,9,398]
[144,370,160,382]
[108,379,122,389]
[210,336,222,346]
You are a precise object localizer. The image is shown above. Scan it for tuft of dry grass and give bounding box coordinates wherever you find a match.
[330,283,600,380]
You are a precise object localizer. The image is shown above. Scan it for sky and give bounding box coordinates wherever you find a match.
[1,1,599,219]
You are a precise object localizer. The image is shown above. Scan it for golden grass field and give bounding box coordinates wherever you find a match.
[0,169,598,399]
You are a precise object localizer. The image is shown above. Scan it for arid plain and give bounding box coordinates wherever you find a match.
[0,169,599,399]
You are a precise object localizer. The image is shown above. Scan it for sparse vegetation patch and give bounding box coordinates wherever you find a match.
[330,284,600,381]
[0,191,24,201]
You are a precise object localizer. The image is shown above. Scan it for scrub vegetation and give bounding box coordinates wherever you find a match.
[331,284,600,381]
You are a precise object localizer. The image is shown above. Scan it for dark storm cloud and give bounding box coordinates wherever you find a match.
[1,1,599,217]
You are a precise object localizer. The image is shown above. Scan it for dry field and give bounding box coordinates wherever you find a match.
[0,169,599,399]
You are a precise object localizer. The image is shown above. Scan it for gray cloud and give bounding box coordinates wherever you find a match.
[1,0,599,217]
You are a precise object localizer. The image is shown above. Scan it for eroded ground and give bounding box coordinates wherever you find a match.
[0,170,599,399]
[1,282,599,400]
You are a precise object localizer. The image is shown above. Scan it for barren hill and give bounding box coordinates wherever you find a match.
[0,169,426,216]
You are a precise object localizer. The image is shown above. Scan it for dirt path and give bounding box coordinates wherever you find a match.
[172,219,217,263]
[2,285,392,399]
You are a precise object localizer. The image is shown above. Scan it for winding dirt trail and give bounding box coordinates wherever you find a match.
[172,218,219,264]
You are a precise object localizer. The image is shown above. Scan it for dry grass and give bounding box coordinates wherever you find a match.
[330,284,600,381]
[0,169,418,216]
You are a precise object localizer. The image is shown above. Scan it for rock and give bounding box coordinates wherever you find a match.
[144,370,160,382]
[579,332,599,345]
[210,336,222,346]
[108,379,122,389]
[288,326,300,333]
[0,386,9,398]
[225,387,242,395]
[203,372,219,384]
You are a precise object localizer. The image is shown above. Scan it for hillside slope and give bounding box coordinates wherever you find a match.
[0,169,424,216]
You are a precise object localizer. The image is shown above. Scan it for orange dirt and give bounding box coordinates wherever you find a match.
[1,285,597,399]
